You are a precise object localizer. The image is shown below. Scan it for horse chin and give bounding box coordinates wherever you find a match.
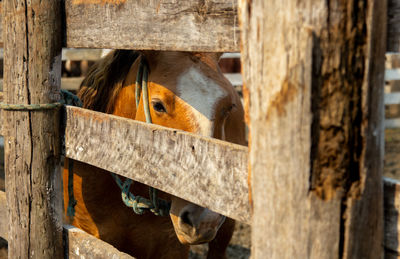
[173,215,226,245]
[175,228,219,245]
[169,197,226,245]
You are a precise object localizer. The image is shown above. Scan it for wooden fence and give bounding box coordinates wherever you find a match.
[385,53,400,129]
[0,0,398,258]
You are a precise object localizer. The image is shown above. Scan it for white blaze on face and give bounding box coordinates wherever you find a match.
[177,67,227,137]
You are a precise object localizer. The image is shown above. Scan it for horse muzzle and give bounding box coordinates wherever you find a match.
[171,203,226,245]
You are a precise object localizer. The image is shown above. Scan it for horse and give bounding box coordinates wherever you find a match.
[63,50,246,259]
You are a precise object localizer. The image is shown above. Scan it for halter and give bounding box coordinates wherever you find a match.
[110,57,171,216]
[67,56,171,218]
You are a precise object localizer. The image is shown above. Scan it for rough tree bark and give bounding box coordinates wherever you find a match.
[3,0,63,257]
[239,0,386,258]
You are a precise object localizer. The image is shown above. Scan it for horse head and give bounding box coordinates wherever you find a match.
[78,50,246,245]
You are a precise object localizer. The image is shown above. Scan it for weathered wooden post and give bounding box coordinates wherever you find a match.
[3,0,63,257]
[239,0,386,258]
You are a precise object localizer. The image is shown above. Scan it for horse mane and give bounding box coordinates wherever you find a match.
[78,50,140,113]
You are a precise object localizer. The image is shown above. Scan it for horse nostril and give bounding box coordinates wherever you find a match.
[180,211,194,227]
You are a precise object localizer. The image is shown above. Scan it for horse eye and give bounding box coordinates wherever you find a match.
[152,100,167,113]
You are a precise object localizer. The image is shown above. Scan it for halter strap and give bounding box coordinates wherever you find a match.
[113,56,169,216]
[67,56,170,219]
[136,58,152,123]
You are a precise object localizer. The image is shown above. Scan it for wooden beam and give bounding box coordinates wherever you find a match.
[0,191,6,240]
[384,177,400,257]
[0,48,105,61]
[62,48,104,61]
[386,118,400,129]
[0,1,399,52]
[387,0,400,52]
[0,110,2,135]
[223,73,242,87]
[0,92,2,136]
[385,92,400,105]
[60,77,84,91]
[65,0,239,52]
[0,2,2,46]
[64,225,135,259]
[3,0,64,257]
[386,53,400,69]
[64,106,250,223]
[386,69,400,81]
[239,0,385,258]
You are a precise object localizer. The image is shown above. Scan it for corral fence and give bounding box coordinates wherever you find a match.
[385,53,400,129]
[0,0,398,258]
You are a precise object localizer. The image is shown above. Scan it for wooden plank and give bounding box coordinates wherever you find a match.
[386,118,400,129]
[65,0,239,52]
[62,48,103,61]
[3,0,64,257]
[0,1,399,52]
[224,73,242,87]
[0,191,6,239]
[0,3,2,46]
[0,111,3,135]
[386,53,400,69]
[0,48,105,61]
[61,77,84,91]
[239,0,385,258]
[221,53,241,59]
[388,0,400,52]
[0,92,2,136]
[64,106,250,223]
[386,69,400,81]
[64,225,135,259]
[384,177,400,257]
[385,92,400,105]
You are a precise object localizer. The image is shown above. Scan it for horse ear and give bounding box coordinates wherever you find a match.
[212,52,224,61]
[203,52,223,61]
[140,50,161,70]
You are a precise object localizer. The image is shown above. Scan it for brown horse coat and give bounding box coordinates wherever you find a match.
[63,50,246,259]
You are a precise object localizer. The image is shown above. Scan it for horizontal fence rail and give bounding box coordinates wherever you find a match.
[0,1,399,51]
[0,48,107,61]
[64,0,239,52]
[386,68,400,81]
[64,106,250,223]
[384,177,400,257]
[0,93,2,135]
[388,0,400,52]
[385,92,400,105]
[385,119,400,129]
[64,225,135,259]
